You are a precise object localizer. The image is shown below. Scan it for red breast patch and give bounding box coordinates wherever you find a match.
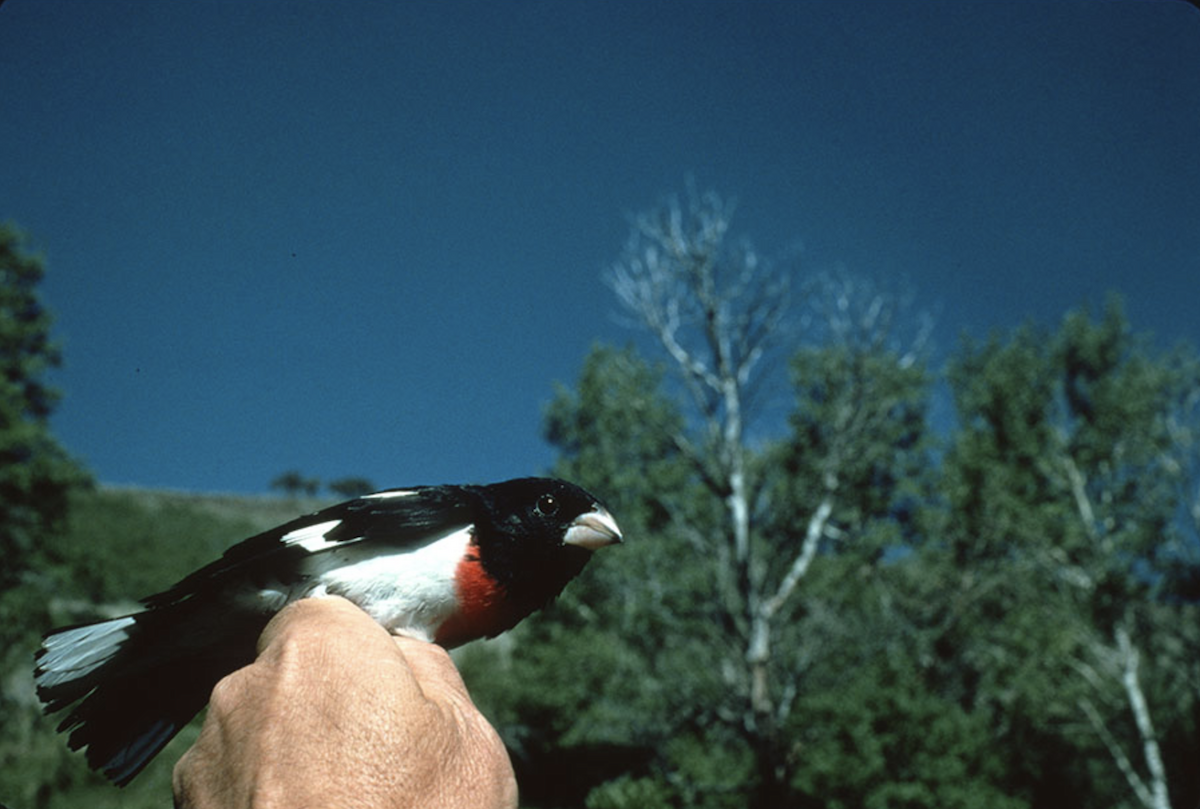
[434,550,516,648]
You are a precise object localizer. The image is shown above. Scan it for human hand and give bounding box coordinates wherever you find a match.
[173,596,517,809]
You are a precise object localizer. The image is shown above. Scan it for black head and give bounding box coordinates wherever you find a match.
[467,477,622,607]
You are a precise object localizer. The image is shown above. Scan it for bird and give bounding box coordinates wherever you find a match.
[34,476,622,786]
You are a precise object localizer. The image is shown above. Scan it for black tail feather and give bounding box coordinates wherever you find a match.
[35,604,265,785]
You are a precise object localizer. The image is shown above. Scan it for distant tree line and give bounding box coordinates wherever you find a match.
[269,471,376,500]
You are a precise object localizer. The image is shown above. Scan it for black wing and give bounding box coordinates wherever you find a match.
[141,485,478,609]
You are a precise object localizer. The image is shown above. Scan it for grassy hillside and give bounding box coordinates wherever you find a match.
[102,485,331,531]
[1,485,331,809]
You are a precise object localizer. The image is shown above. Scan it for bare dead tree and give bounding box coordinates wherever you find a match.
[802,268,935,368]
[607,186,798,801]
[607,185,935,804]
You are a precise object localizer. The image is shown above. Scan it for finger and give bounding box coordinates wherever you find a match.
[255,596,433,708]
[256,595,384,655]
[171,748,193,807]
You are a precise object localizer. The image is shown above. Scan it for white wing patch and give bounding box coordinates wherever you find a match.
[361,489,419,500]
[282,519,351,553]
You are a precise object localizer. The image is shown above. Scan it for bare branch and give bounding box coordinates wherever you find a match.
[1063,454,1099,542]
[1075,627,1173,809]
[1078,697,1156,809]
[763,496,834,619]
[1116,627,1171,809]
[804,269,933,362]
[606,188,790,434]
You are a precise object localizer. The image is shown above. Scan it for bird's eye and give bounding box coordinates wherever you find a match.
[535,494,559,517]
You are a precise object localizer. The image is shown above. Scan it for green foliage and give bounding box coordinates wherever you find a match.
[777,340,933,556]
[584,775,675,809]
[0,222,91,809]
[485,296,1200,808]
[923,298,1200,805]
[43,489,276,610]
[942,323,1066,563]
[0,222,90,593]
[790,658,1026,809]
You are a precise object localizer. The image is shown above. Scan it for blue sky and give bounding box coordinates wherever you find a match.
[1,0,1198,494]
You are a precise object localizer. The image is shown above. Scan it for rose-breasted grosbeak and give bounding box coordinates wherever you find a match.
[35,477,621,785]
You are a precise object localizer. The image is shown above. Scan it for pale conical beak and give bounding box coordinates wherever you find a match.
[564,507,623,550]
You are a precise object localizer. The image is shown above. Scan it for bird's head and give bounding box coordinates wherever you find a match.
[469,477,622,598]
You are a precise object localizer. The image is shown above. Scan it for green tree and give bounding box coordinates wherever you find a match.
[328,476,376,499]
[774,270,934,563]
[0,222,88,594]
[270,469,320,498]
[790,654,1025,809]
[765,274,953,806]
[925,298,1199,809]
[0,222,89,807]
